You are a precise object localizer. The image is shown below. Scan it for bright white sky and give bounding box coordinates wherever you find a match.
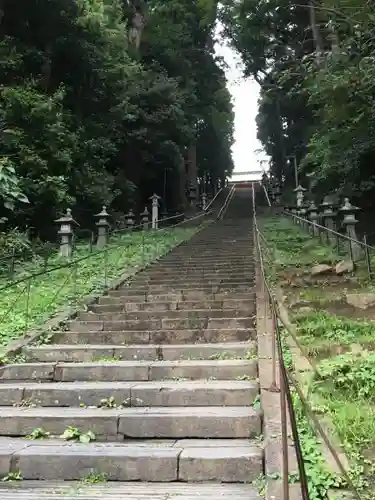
[214,36,269,180]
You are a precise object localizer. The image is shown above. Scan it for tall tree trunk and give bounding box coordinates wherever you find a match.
[178,156,187,211]
[187,143,197,208]
[309,0,324,62]
[0,0,4,30]
[128,0,146,50]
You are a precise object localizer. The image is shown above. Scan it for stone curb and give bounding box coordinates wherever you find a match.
[0,222,210,363]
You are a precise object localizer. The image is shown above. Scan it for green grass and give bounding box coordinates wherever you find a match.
[260,216,337,269]
[293,310,375,348]
[0,226,198,349]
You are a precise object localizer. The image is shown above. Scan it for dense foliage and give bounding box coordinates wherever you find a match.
[0,0,234,238]
[221,0,375,206]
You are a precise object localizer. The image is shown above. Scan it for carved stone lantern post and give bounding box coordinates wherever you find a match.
[294,184,307,209]
[125,210,135,229]
[274,182,282,205]
[320,195,336,244]
[141,206,150,230]
[55,208,77,258]
[201,192,207,210]
[339,198,361,261]
[149,193,161,229]
[95,206,110,249]
[307,201,319,237]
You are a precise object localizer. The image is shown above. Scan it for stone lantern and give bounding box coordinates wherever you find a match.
[320,195,337,244]
[141,206,150,230]
[186,181,196,208]
[201,192,207,210]
[339,198,361,260]
[306,201,319,236]
[149,193,161,229]
[274,182,282,205]
[293,184,307,209]
[125,210,135,229]
[95,206,110,249]
[55,208,77,258]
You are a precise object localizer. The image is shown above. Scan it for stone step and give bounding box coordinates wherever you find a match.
[1,359,258,382]
[146,267,255,275]
[0,440,262,483]
[109,285,253,296]
[0,406,261,438]
[91,298,256,313]
[133,274,254,283]
[0,379,258,407]
[159,256,252,262]
[141,272,254,279]
[80,309,252,321]
[24,341,257,362]
[0,481,261,499]
[56,328,254,344]
[69,317,254,331]
[99,291,255,305]
[128,280,253,289]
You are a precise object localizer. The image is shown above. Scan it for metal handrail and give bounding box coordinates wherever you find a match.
[254,185,365,500]
[284,211,375,250]
[252,182,310,500]
[204,187,224,212]
[0,210,213,293]
[217,184,236,220]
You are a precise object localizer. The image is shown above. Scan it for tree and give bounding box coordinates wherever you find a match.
[0,0,234,238]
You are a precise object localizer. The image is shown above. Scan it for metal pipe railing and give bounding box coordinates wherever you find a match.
[204,187,224,212]
[253,183,365,500]
[217,184,236,220]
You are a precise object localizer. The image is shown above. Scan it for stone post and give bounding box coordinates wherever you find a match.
[125,210,135,229]
[294,184,307,209]
[274,182,282,205]
[201,192,207,210]
[307,201,319,236]
[149,193,161,229]
[95,206,110,249]
[340,198,361,261]
[320,195,336,244]
[55,208,76,258]
[141,206,150,230]
[299,204,308,230]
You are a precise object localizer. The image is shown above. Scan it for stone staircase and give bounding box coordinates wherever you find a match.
[0,187,263,499]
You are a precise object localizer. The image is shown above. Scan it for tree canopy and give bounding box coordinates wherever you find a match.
[0,0,234,238]
[221,0,375,206]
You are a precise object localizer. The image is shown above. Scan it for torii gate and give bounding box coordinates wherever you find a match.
[228,170,263,185]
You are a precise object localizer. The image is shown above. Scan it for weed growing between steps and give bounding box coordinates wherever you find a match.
[0,227,197,348]
[259,215,375,498]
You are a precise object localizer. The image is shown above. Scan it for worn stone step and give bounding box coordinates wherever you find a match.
[0,379,258,407]
[24,341,257,362]
[0,439,263,483]
[0,359,257,382]
[69,317,254,332]
[81,309,251,321]
[109,285,253,296]
[133,275,254,284]
[111,298,255,313]
[141,272,254,280]
[99,291,255,305]
[57,328,255,345]
[0,481,262,498]
[0,406,262,438]
[128,281,253,290]
[159,257,252,263]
